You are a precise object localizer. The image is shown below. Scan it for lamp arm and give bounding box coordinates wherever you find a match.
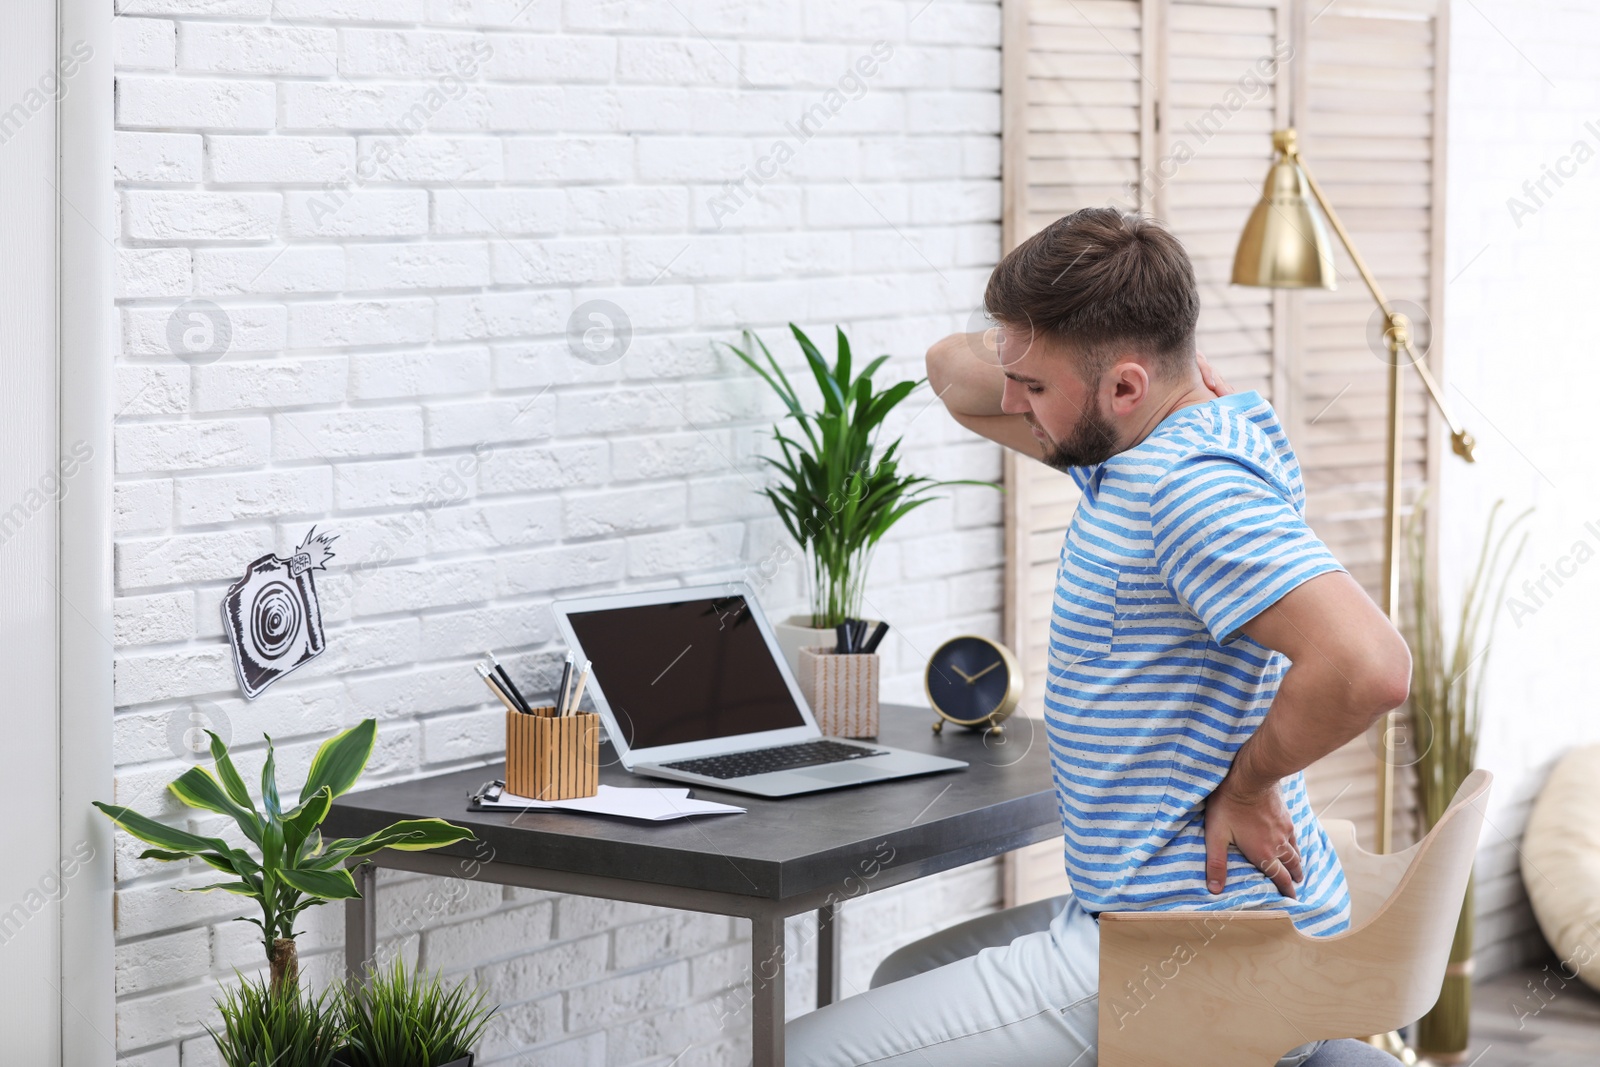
[1398,335,1477,460]
[1292,149,1477,462]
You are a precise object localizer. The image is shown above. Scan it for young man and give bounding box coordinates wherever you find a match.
[786,208,1412,1067]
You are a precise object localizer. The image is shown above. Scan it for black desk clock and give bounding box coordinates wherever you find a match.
[924,634,1021,735]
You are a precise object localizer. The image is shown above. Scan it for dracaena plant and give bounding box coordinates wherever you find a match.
[94,719,474,991]
[725,323,999,628]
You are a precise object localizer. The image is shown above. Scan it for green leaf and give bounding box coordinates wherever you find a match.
[181,880,258,896]
[93,802,231,857]
[198,849,257,877]
[138,848,200,863]
[833,325,852,389]
[355,819,476,853]
[752,330,805,423]
[791,323,844,413]
[854,353,890,385]
[294,828,323,867]
[260,738,282,820]
[206,730,256,813]
[277,866,361,901]
[168,767,264,848]
[298,719,377,805]
[318,819,475,867]
[282,785,332,855]
[260,815,283,890]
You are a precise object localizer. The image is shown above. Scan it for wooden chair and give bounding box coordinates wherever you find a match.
[1097,768,1492,1067]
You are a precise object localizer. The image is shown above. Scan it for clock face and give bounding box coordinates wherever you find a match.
[927,636,1012,724]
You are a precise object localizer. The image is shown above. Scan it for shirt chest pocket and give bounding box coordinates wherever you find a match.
[1050,549,1120,663]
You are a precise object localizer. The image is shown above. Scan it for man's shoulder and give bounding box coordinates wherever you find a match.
[1138,392,1300,497]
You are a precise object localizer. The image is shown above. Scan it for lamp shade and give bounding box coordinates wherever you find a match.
[1231,150,1337,290]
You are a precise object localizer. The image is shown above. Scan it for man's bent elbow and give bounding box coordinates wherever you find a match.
[924,334,959,394]
[1357,633,1412,721]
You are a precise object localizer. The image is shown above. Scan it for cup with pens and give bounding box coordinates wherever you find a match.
[796,617,888,740]
[477,650,600,801]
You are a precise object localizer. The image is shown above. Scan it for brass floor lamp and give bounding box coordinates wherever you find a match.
[1231,128,1479,1063]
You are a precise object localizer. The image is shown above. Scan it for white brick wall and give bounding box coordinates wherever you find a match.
[110,2,1005,1063]
[1442,1,1600,982]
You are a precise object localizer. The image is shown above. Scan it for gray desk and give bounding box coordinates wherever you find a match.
[326,704,1058,1066]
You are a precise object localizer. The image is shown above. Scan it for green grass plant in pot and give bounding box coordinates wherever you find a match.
[209,972,345,1067]
[725,323,999,668]
[1403,496,1530,1061]
[94,719,475,991]
[337,955,498,1067]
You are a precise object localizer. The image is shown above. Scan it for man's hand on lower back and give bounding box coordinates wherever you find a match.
[1202,770,1305,899]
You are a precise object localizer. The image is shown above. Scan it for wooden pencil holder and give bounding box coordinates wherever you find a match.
[797,646,880,739]
[505,708,600,801]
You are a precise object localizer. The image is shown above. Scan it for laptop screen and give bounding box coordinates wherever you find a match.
[564,594,807,750]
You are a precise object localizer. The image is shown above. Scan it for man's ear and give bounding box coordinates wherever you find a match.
[1104,359,1151,416]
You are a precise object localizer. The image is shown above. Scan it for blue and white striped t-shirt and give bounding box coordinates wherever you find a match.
[1044,389,1352,936]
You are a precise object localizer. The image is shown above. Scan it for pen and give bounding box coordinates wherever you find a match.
[475,663,521,714]
[555,652,573,716]
[486,650,531,714]
[852,618,868,653]
[565,660,591,716]
[861,620,889,654]
[835,620,852,654]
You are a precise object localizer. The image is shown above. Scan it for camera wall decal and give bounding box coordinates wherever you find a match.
[221,527,337,699]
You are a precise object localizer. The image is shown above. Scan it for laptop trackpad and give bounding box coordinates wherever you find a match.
[792,760,891,784]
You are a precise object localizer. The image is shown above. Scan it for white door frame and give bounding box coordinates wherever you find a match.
[59,0,115,1059]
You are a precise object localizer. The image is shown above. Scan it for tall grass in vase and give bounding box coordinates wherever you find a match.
[1404,497,1530,1061]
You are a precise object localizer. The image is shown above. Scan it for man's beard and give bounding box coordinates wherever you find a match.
[1036,395,1121,470]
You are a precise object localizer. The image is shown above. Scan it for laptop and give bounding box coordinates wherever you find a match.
[549,583,967,797]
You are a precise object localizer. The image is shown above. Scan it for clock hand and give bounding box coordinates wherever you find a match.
[966,661,1000,682]
[948,664,973,683]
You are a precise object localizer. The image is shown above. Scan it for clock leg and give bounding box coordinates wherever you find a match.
[931,719,943,734]
[986,716,1003,736]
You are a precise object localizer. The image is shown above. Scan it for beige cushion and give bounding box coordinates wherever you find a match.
[1523,742,1600,990]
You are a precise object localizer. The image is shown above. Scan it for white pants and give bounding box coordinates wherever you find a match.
[786,893,1327,1067]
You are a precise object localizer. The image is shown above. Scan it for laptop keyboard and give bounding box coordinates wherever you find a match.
[661,739,888,780]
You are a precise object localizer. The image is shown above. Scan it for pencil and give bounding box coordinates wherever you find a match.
[475,663,521,714]
[486,650,531,714]
[565,661,591,716]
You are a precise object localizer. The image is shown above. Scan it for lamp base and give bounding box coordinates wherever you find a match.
[1363,1030,1418,1064]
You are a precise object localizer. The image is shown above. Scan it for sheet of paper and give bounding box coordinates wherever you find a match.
[473,783,745,821]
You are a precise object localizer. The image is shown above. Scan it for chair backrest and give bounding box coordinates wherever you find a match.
[1097,769,1493,1066]
[1313,767,1493,1028]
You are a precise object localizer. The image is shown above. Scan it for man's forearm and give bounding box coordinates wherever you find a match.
[1225,659,1392,797]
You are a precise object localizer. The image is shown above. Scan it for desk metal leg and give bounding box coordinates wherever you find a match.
[751,910,785,1067]
[816,903,840,1008]
[344,862,377,982]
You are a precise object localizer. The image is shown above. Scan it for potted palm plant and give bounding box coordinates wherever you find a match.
[1403,496,1530,1061]
[725,323,998,673]
[337,956,498,1067]
[94,719,475,991]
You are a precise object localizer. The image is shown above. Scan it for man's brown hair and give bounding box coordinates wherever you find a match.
[983,207,1199,383]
